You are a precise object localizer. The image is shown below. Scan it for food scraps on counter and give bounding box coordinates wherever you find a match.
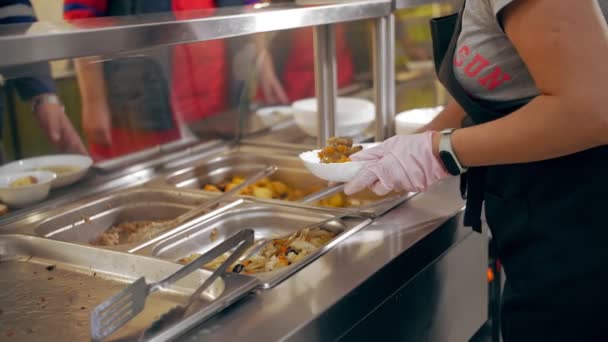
[317,136,362,164]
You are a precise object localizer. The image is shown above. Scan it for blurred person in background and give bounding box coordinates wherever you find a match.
[65,0,353,161]
[0,0,87,160]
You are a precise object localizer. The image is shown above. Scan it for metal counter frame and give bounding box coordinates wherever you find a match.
[177,177,488,341]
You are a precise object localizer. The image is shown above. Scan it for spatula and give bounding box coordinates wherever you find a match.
[90,229,254,341]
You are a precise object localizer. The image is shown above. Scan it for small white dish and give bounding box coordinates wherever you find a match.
[292,97,375,137]
[255,106,294,127]
[0,154,93,189]
[299,143,377,183]
[395,106,444,135]
[0,171,56,207]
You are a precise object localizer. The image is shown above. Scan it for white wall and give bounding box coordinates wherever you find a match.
[30,0,71,78]
[31,0,63,21]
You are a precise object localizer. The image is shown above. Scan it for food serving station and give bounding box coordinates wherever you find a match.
[0,0,487,341]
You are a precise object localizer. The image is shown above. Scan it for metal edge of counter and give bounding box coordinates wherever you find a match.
[0,0,391,67]
[176,176,488,341]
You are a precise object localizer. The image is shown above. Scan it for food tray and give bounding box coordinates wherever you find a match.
[160,151,330,199]
[0,235,258,341]
[310,187,417,217]
[144,200,372,289]
[34,188,224,252]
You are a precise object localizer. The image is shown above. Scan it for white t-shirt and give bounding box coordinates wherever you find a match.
[454,0,608,102]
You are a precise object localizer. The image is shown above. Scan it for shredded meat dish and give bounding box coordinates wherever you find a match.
[90,220,170,246]
[317,137,362,163]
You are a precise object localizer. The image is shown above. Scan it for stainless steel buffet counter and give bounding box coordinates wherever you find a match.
[178,176,488,342]
[0,141,487,341]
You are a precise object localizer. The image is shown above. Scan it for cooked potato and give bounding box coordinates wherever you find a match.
[203,184,221,192]
[253,186,273,199]
[225,183,239,192]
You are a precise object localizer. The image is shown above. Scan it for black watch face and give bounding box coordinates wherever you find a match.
[439,151,461,176]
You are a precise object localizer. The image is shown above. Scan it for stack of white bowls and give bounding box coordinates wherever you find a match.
[395,106,444,135]
[291,97,375,137]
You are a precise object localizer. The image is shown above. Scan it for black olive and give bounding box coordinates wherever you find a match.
[232,264,245,273]
[286,247,299,255]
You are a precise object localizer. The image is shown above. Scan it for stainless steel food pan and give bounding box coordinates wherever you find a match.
[162,151,328,196]
[35,188,216,250]
[148,200,372,289]
[0,234,258,341]
[309,187,417,217]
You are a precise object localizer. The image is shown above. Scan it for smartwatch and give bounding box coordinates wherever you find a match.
[32,94,61,114]
[438,129,467,176]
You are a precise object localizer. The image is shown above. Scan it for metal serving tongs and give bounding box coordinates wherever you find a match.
[141,229,255,340]
[239,193,405,261]
[90,229,254,342]
[128,165,277,252]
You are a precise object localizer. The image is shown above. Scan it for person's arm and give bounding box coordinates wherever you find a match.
[254,33,289,104]
[345,0,608,196]
[3,1,87,154]
[64,0,112,145]
[73,58,112,146]
[416,100,467,133]
[445,0,608,167]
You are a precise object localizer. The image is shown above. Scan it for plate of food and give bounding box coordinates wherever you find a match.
[299,137,376,183]
[0,170,56,207]
[0,154,93,189]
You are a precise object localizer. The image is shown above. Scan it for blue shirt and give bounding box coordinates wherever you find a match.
[0,0,56,105]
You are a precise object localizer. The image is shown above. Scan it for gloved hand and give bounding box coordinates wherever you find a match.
[344,132,450,196]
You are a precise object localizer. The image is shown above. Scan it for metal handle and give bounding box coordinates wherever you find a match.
[153,229,255,292]
[184,229,254,313]
[174,165,278,225]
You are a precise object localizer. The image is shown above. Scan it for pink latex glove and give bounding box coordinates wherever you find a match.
[344,132,450,196]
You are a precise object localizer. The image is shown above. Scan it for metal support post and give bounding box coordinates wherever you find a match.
[386,14,396,138]
[373,16,389,141]
[313,24,337,147]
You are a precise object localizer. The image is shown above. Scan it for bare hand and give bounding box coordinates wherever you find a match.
[257,50,289,104]
[35,101,88,154]
[81,102,112,147]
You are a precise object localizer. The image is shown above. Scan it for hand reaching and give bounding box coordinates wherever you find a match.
[344,132,450,196]
[34,99,88,154]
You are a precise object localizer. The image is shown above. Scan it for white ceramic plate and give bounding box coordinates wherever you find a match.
[0,154,93,189]
[299,143,377,183]
[255,106,294,127]
[292,97,375,137]
[0,171,56,207]
[395,106,444,135]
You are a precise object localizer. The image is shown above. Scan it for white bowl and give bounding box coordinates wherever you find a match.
[292,97,375,137]
[395,106,444,135]
[299,143,377,183]
[255,106,294,127]
[0,171,56,207]
[0,154,93,189]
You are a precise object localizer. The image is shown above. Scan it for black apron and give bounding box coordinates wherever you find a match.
[103,0,174,131]
[431,5,608,341]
